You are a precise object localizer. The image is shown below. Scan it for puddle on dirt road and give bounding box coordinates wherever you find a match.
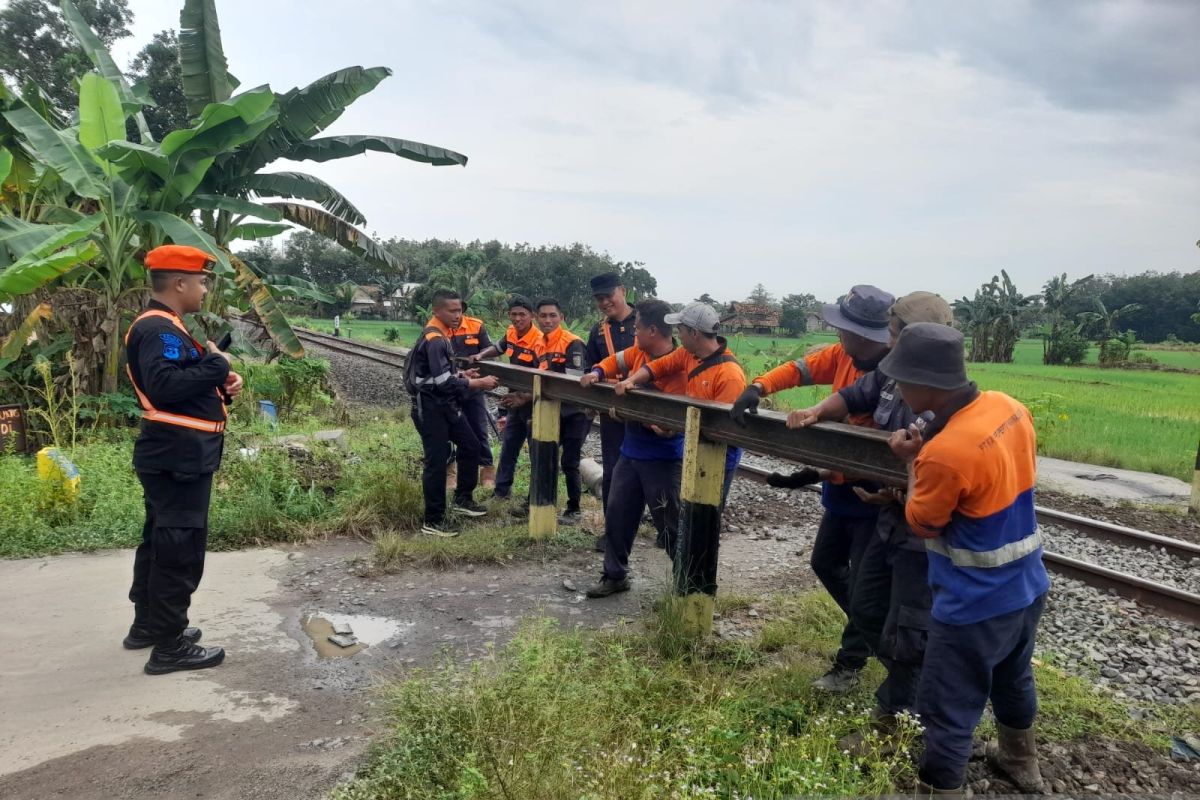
[300,612,409,659]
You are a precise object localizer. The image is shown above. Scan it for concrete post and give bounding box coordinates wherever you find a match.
[528,375,561,538]
[673,406,727,636]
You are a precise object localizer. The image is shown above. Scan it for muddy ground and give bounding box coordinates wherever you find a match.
[0,486,824,800]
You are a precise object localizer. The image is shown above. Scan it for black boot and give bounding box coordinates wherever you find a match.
[124,625,202,650]
[144,637,225,675]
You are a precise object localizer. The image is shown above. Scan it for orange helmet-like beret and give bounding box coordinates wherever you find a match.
[144,245,214,273]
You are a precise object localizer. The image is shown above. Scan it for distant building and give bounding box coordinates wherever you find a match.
[381,283,423,320]
[721,302,781,335]
[804,311,832,333]
[349,285,385,318]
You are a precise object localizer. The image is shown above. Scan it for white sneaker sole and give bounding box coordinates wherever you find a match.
[453,507,487,518]
[420,526,460,538]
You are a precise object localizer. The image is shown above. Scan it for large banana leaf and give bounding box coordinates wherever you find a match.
[59,0,154,141]
[0,241,100,295]
[188,194,284,221]
[134,211,232,274]
[0,147,11,183]
[0,302,52,359]
[230,223,291,240]
[1,106,107,198]
[170,154,216,202]
[229,253,304,357]
[0,214,102,261]
[265,202,402,272]
[78,73,125,175]
[179,0,234,117]
[161,87,277,156]
[237,171,366,226]
[264,273,335,304]
[288,134,468,166]
[95,141,170,181]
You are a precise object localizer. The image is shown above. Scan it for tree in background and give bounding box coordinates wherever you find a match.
[1040,273,1091,365]
[0,0,132,112]
[747,283,776,307]
[127,29,189,140]
[1078,298,1142,365]
[780,292,818,336]
[954,270,1037,363]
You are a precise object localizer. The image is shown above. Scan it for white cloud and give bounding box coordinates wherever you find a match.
[121,0,1200,303]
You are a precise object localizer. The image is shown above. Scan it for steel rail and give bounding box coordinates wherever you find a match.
[1034,506,1200,561]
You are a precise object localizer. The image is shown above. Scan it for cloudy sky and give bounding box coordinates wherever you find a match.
[117,0,1200,303]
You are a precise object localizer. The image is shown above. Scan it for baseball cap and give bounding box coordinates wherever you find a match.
[664,302,721,334]
[145,245,215,274]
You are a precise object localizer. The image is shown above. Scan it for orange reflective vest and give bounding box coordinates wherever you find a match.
[125,310,228,433]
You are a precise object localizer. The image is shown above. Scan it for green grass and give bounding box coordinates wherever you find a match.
[332,590,1190,800]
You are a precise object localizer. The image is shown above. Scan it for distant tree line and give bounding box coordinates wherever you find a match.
[239,234,657,324]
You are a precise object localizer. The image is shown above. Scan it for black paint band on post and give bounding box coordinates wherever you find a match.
[529,375,562,538]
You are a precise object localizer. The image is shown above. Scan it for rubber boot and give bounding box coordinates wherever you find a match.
[480,465,496,490]
[916,779,969,796]
[986,722,1044,793]
[838,706,899,756]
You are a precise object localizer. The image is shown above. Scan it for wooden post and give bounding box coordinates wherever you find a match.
[1190,437,1200,516]
[674,406,727,636]
[528,375,561,538]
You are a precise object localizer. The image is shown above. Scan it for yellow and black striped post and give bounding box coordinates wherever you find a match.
[528,375,561,538]
[1190,437,1199,516]
[673,406,727,636]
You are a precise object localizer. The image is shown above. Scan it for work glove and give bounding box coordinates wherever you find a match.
[766,468,822,489]
[730,385,762,426]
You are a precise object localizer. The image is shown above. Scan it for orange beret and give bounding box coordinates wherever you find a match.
[144,245,214,273]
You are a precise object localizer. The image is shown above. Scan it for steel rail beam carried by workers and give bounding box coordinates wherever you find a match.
[472,361,907,486]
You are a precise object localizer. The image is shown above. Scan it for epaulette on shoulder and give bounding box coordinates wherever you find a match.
[425,331,442,341]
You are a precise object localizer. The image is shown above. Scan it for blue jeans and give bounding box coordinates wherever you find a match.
[493,408,530,497]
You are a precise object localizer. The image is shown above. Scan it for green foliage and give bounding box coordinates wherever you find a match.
[954,270,1036,363]
[272,354,330,415]
[127,29,190,141]
[383,326,401,343]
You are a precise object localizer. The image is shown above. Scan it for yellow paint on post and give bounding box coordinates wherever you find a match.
[528,375,562,539]
[675,406,727,638]
[36,446,80,504]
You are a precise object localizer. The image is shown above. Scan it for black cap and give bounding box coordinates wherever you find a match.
[878,322,970,390]
[590,272,622,295]
[820,284,894,343]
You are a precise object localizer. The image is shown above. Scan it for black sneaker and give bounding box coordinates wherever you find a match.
[811,665,861,693]
[420,521,461,538]
[558,509,582,526]
[144,638,225,675]
[124,626,201,650]
[585,574,630,598]
[452,498,488,517]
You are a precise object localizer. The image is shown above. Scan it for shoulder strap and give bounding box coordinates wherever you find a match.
[125,309,202,350]
[688,352,738,381]
[601,320,616,356]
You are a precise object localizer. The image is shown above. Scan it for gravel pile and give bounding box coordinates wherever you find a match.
[300,338,412,409]
[1041,523,1200,594]
[1039,577,1200,705]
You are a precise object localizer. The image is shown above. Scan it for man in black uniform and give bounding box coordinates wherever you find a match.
[447,307,495,488]
[407,290,499,537]
[582,273,636,548]
[124,245,242,675]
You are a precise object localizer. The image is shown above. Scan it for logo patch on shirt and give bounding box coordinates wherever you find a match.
[159,332,184,361]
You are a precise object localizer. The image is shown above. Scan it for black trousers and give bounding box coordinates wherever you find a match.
[602,456,682,580]
[810,510,877,671]
[597,417,625,511]
[130,471,214,645]
[561,413,590,513]
[850,528,931,713]
[461,391,494,467]
[414,400,481,524]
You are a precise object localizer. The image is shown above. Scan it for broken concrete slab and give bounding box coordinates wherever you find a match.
[327,634,358,648]
[270,430,349,452]
[1037,456,1192,508]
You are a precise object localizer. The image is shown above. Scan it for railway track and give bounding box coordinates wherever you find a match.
[293,324,1200,621]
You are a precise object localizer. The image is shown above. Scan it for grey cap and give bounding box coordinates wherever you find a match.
[664,302,721,333]
[878,322,970,390]
[821,284,895,343]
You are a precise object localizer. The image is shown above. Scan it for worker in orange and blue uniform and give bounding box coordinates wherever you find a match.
[602,302,745,598]
[731,285,895,695]
[473,295,541,500]
[532,297,590,523]
[788,292,955,749]
[124,245,242,675]
[577,299,687,598]
[883,323,1050,795]
[447,309,495,487]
